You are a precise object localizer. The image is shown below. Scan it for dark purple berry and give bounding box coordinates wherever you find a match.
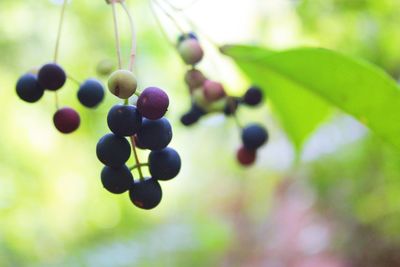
[78,79,105,108]
[243,86,263,106]
[101,165,133,194]
[107,105,143,136]
[137,87,169,120]
[16,74,44,103]
[96,133,131,168]
[129,178,162,210]
[53,107,80,134]
[149,147,181,181]
[38,63,66,91]
[237,146,256,166]
[180,104,206,126]
[241,124,268,150]
[136,118,172,151]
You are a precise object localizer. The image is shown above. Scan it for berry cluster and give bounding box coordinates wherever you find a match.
[16,64,105,134]
[176,33,269,166]
[96,69,181,210]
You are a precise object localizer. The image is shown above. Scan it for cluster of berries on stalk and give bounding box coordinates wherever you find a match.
[15,0,105,134]
[16,65,105,134]
[176,33,269,167]
[96,70,181,210]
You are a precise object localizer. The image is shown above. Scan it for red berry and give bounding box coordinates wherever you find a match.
[236,146,256,166]
[203,80,226,102]
[53,107,80,134]
[137,87,169,120]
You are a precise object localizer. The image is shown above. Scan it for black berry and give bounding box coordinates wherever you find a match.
[149,147,181,181]
[96,133,131,168]
[16,74,44,103]
[243,86,263,106]
[107,105,142,136]
[224,97,240,116]
[78,79,105,108]
[136,118,172,151]
[241,124,268,150]
[129,178,162,210]
[38,63,66,91]
[101,165,133,194]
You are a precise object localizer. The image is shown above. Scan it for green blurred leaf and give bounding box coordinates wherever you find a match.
[223,45,332,151]
[222,45,400,150]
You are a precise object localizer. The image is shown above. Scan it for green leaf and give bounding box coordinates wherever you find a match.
[223,45,332,151]
[222,45,400,150]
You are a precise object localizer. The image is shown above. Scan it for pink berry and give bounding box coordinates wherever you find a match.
[203,80,226,102]
[178,39,204,65]
[53,107,81,134]
[137,87,169,120]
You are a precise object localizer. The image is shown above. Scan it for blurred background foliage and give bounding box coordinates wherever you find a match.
[1,0,400,266]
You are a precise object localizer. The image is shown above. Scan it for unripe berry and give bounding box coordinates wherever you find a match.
[178,39,204,66]
[137,87,169,120]
[108,70,137,99]
[96,59,115,76]
[203,80,226,102]
[53,107,80,134]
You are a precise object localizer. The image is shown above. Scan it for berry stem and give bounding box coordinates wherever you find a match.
[149,0,176,48]
[130,135,145,181]
[129,163,149,171]
[120,1,136,72]
[160,0,220,48]
[67,75,81,86]
[54,0,68,63]
[152,0,186,35]
[54,92,60,110]
[111,1,123,69]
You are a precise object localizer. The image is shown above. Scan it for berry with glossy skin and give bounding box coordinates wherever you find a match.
[224,97,240,116]
[236,146,256,166]
[178,39,204,65]
[38,63,66,91]
[108,70,137,99]
[243,86,263,106]
[53,107,80,134]
[129,178,162,210]
[96,59,115,76]
[77,79,105,108]
[136,118,172,151]
[185,69,206,90]
[16,74,44,103]
[137,87,169,120]
[149,147,181,181]
[241,124,269,150]
[96,133,131,168]
[107,105,142,136]
[101,165,133,194]
[203,80,226,102]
